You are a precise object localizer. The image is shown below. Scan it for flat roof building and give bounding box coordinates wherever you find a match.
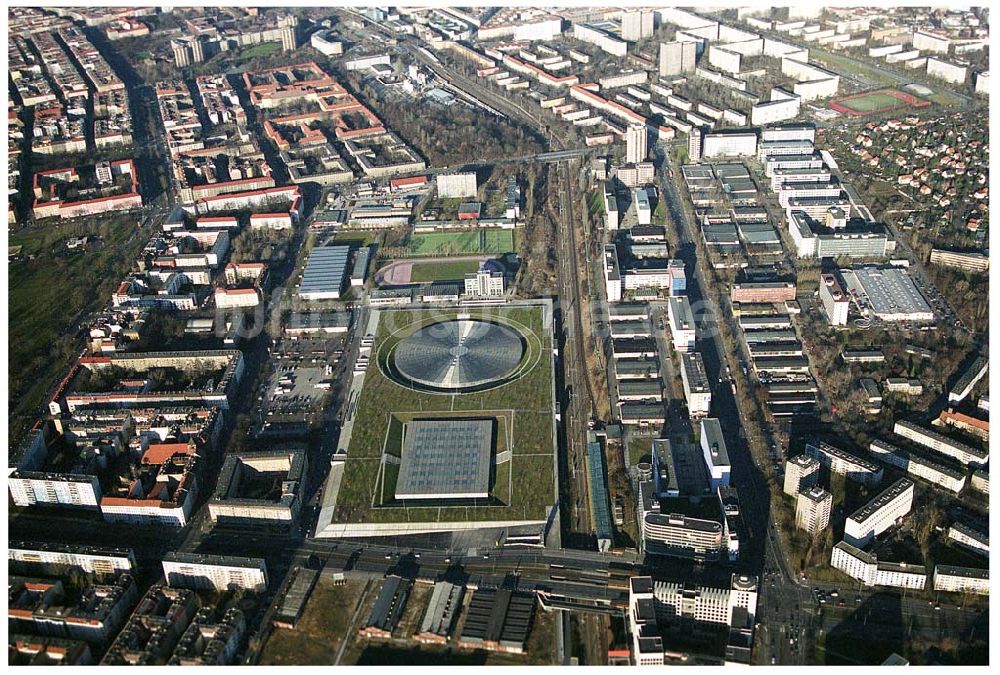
[839,267,933,322]
[933,565,988,596]
[947,521,988,557]
[680,352,712,418]
[630,573,758,631]
[699,418,730,489]
[210,450,307,524]
[641,510,725,560]
[795,486,832,535]
[783,454,820,497]
[667,296,696,352]
[949,355,988,403]
[869,439,966,494]
[831,541,926,590]
[298,245,351,300]
[652,438,711,497]
[894,420,988,468]
[805,441,883,485]
[9,541,136,576]
[844,478,914,548]
[162,552,268,592]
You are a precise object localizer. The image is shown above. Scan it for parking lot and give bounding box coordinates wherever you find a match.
[254,335,348,432]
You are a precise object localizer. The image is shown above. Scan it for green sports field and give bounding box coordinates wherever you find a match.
[407,229,514,256]
[838,92,905,112]
[408,259,482,282]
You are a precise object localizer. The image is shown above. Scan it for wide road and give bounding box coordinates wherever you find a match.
[653,145,819,664]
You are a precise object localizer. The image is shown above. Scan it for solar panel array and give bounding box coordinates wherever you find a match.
[395,419,493,500]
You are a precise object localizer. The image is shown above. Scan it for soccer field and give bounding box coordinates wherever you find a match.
[408,259,482,282]
[839,92,904,112]
[829,88,928,116]
[407,229,514,256]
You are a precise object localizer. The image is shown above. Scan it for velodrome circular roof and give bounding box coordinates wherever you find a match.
[392,319,525,391]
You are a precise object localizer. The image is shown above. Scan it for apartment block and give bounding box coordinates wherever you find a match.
[894,420,988,468]
[805,441,883,485]
[843,478,914,548]
[795,486,832,535]
[932,565,988,596]
[9,541,136,576]
[162,552,268,592]
[831,542,926,589]
[783,454,820,497]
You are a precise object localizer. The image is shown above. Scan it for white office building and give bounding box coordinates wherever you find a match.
[667,296,696,352]
[630,573,758,629]
[604,245,622,302]
[680,352,712,417]
[635,188,651,225]
[751,95,801,126]
[819,273,849,326]
[620,11,653,42]
[464,269,505,298]
[659,40,697,77]
[843,478,914,548]
[912,31,950,54]
[702,131,758,158]
[310,30,344,56]
[700,418,730,489]
[926,57,968,84]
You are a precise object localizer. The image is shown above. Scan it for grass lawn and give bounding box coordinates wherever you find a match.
[236,41,282,63]
[409,259,482,282]
[813,50,900,87]
[408,231,481,256]
[483,229,514,254]
[627,437,654,466]
[260,578,370,665]
[927,90,963,107]
[839,92,906,112]
[332,305,555,526]
[326,230,379,246]
[8,215,147,440]
[407,230,514,256]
